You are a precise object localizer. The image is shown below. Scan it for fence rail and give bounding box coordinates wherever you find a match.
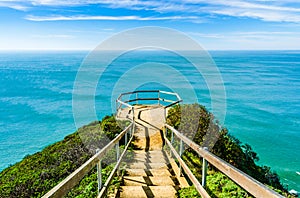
[42,123,134,198]
[163,124,284,198]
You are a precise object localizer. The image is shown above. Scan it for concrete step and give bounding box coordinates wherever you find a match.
[118,186,177,198]
[127,162,169,169]
[130,156,169,164]
[133,149,165,154]
[125,169,172,176]
[132,151,168,160]
[123,176,177,186]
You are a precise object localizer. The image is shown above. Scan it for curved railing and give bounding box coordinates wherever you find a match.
[117,90,182,108]
[116,90,182,121]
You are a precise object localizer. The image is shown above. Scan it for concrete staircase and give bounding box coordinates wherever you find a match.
[116,105,189,198]
[117,150,188,198]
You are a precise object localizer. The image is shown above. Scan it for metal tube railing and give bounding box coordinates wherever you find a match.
[163,130,210,198]
[42,123,133,198]
[97,132,134,197]
[164,124,284,198]
[116,90,182,116]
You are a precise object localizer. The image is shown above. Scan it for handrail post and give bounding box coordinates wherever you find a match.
[116,142,120,160]
[96,149,102,194]
[170,129,174,158]
[132,106,135,136]
[130,121,134,137]
[132,106,135,122]
[164,127,171,157]
[179,139,184,176]
[116,142,120,175]
[202,147,208,187]
[125,130,128,146]
[179,139,184,156]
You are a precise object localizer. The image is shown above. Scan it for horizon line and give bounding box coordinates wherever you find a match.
[1,49,300,52]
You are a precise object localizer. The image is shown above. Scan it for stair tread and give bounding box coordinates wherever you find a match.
[132,151,165,155]
[119,186,177,198]
[127,162,168,169]
[125,169,172,176]
[123,176,176,186]
[129,157,169,163]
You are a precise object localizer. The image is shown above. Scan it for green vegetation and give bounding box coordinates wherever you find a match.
[0,104,295,197]
[0,116,123,198]
[168,104,294,198]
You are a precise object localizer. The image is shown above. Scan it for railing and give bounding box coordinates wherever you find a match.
[116,90,182,121]
[163,124,284,198]
[42,123,134,198]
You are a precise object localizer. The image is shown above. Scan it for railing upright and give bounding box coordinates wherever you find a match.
[96,158,102,193]
[179,139,184,176]
[202,147,208,187]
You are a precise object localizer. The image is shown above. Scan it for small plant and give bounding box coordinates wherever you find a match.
[177,186,201,198]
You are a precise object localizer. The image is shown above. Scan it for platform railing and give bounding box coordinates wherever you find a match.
[116,90,182,121]
[163,124,284,198]
[42,123,134,198]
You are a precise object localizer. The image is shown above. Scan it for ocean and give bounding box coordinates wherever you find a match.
[0,50,299,192]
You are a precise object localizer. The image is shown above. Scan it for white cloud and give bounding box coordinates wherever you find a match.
[25,14,199,22]
[31,34,75,39]
[0,1,30,11]
[186,0,300,12]
[189,30,300,49]
[212,8,300,22]
[181,0,300,22]
[190,30,300,41]
[1,0,300,23]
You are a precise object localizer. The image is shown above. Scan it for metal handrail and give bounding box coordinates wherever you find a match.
[98,130,134,197]
[116,90,182,124]
[116,90,182,110]
[42,123,134,198]
[164,135,211,198]
[163,124,284,198]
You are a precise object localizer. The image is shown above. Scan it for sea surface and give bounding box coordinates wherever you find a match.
[0,50,299,192]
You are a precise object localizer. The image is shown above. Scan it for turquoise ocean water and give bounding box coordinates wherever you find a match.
[0,50,299,192]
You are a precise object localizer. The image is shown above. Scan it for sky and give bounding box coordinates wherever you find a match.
[0,0,300,50]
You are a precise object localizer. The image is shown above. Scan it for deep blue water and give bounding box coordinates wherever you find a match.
[0,50,299,192]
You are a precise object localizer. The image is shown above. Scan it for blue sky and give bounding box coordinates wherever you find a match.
[1,0,300,50]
